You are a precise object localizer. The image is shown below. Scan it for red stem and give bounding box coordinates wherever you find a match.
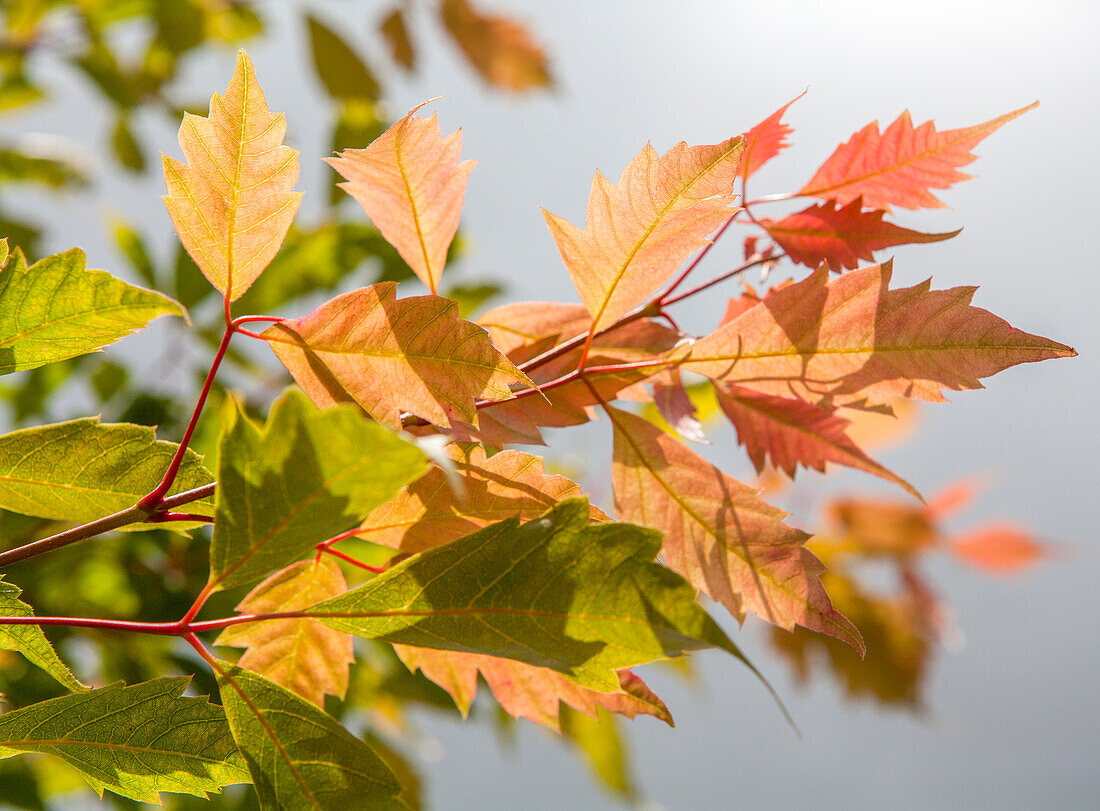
[320,546,386,574]
[658,211,742,304]
[660,252,777,307]
[145,512,213,524]
[316,526,368,550]
[138,325,235,511]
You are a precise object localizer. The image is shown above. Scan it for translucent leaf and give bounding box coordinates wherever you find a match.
[0,247,184,375]
[440,0,552,92]
[327,104,474,293]
[0,418,213,525]
[543,136,744,332]
[0,577,88,692]
[214,559,354,707]
[307,498,747,693]
[739,92,803,181]
[214,662,404,809]
[0,678,250,804]
[162,50,302,300]
[210,390,427,592]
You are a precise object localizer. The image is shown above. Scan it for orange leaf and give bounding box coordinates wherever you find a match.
[440,0,552,92]
[263,283,530,429]
[162,50,302,301]
[950,524,1047,574]
[358,445,607,553]
[395,646,670,730]
[327,103,475,294]
[761,197,960,270]
[213,558,353,708]
[799,102,1037,210]
[608,406,863,652]
[683,261,1076,407]
[740,92,804,181]
[715,383,918,497]
[827,497,938,557]
[543,137,745,333]
[380,8,415,70]
[478,301,591,364]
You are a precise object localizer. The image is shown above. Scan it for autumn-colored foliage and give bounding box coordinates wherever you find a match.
[0,33,1075,810]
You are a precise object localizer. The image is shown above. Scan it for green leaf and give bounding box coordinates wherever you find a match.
[110,219,157,288]
[0,677,250,803]
[0,247,186,375]
[0,418,214,525]
[210,390,428,592]
[306,14,380,102]
[214,661,404,809]
[0,148,88,189]
[560,705,634,797]
[0,577,88,693]
[110,114,145,172]
[308,498,743,693]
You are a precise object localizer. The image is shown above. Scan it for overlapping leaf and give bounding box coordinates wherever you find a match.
[739,93,803,181]
[162,50,302,300]
[358,445,606,552]
[478,301,590,363]
[214,559,354,707]
[263,283,530,430]
[543,136,745,333]
[0,418,213,525]
[328,104,474,293]
[760,198,959,270]
[396,646,670,731]
[307,498,744,693]
[682,262,1076,407]
[799,102,1036,210]
[0,246,184,375]
[440,0,552,92]
[0,678,249,803]
[715,382,918,496]
[0,577,87,692]
[608,406,863,651]
[214,662,403,809]
[210,389,427,592]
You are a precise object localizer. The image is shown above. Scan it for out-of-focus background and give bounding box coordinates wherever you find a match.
[0,1,1095,808]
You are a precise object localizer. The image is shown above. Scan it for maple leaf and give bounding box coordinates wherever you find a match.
[682,261,1076,407]
[607,406,863,651]
[440,0,552,92]
[162,50,302,301]
[380,8,415,70]
[478,301,591,364]
[760,197,960,270]
[799,102,1037,210]
[543,136,745,333]
[327,104,475,294]
[949,524,1047,574]
[395,647,671,731]
[214,558,354,708]
[357,445,607,553]
[826,496,938,556]
[739,92,804,181]
[263,283,530,429]
[653,371,707,443]
[715,382,918,497]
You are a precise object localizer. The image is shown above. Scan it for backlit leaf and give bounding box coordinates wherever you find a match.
[380,8,415,70]
[0,418,213,525]
[263,283,530,430]
[308,498,745,693]
[0,678,249,803]
[357,445,607,553]
[608,406,863,651]
[478,301,590,364]
[761,197,959,270]
[440,0,552,92]
[0,577,88,692]
[560,705,633,796]
[213,662,403,809]
[715,382,918,497]
[949,524,1047,574]
[214,559,354,708]
[653,371,707,443]
[162,50,302,300]
[210,389,427,592]
[739,92,803,181]
[328,104,474,293]
[544,136,745,333]
[0,247,184,375]
[395,646,671,731]
[682,262,1076,407]
[799,102,1036,210]
[306,15,379,102]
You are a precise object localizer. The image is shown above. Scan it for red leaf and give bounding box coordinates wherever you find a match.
[740,92,804,181]
[715,383,918,497]
[799,102,1037,210]
[653,372,707,443]
[950,524,1047,574]
[608,406,864,652]
[761,197,960,270]
[478,301,591,364]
